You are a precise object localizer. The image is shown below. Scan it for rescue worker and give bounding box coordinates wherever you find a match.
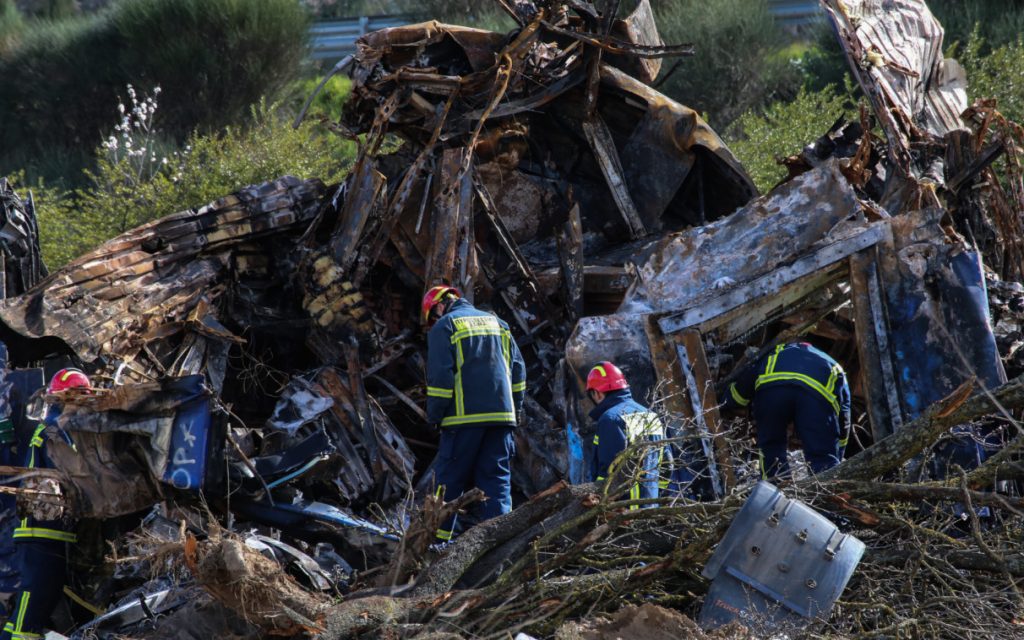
[724,342,851,478]
[586,362,665,505]
[422,285,526,544]
[2,368,89,640]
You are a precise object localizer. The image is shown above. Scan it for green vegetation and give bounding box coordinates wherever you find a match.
[31,93,355,267]
[0,0,309,183]
[725,83,856,193]
[655,0,801,129]
[931,0,1024,50]
[959,31,1024,124]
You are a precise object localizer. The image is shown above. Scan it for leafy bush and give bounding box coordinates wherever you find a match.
[725,83,855,193]
[0,0,309,180]
[0,0,22,52]
[32,89,355,268]
[931,0,1024,51]
[959,31,1024,124]
[654,0,801,129]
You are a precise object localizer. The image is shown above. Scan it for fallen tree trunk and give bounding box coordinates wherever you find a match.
[818,375,1024,481]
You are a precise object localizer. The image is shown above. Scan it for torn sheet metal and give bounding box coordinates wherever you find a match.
[620,161,872,317]
[267,378,335,436]
[0,176,324,365]
[873,209,1005,426]
[823,0,967,167]
[47,376,223,518]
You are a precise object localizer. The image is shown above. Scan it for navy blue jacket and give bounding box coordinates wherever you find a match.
[589,389,664,501]
[726,343,851,431]
[426,299,526,428]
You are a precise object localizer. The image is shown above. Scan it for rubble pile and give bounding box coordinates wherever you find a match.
[0,0,1021,638]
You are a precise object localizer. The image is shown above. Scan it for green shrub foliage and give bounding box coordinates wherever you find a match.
[31,90,354,268]
[0,0,308,175]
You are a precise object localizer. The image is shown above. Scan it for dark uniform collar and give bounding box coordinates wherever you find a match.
[443,297,472,316]
[588,388,633,421]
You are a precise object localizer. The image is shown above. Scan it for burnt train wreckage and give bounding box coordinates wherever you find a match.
[0,0,1020,637]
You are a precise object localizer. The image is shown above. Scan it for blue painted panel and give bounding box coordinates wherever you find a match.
[565,422,584,484]
[886,251,1004,421]
[160,376,212,491]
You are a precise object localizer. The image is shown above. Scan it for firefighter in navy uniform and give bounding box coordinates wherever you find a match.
[2,369,89,640]
[587,362,666,505]
[724,342,851,478]
[422,286,526,544]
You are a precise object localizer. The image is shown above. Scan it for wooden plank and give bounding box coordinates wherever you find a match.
[681,329,734,493]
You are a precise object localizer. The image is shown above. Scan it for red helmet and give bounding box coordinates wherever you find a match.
[586,361,628,393]
[48,368,91,394]
[421,285,461,325]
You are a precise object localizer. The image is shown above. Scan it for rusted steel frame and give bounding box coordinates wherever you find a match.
[948,138,1006,194]
[471,172,545,296]
[370,374,427,422]
[680,330,734,493]
[582,115,647,239]
[541,22,694,58]
[494,0,526,26]
[344,340,383,475]
[424,148,468,289]
[464,65,585,121]
[673,339,723,499]
[328,159,387,273]
[557,203,584,323]
[363,90,402,157]
[848,248,903,441]
[354,94,456,287]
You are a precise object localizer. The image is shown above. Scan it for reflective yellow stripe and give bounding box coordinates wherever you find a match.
[763,344,785,376]
[596,476,605,481]
[13,528,77,543]
[593,435,599,446]
[63,586,103,615]
[435,484,445,499]
[593,365,607,377]
[450,328,504,343]
[17,590,30,633]
[435,529,453,541]
[455,340,465,417]
[441,412,517,426]
[838,437,849,447]
[659,479,670,489]
[427,387,454,399]
[756,372,841,414]
[511,381,526,393]
[759,450,767,480]
[629,483,640,511]
[729,383,750,407]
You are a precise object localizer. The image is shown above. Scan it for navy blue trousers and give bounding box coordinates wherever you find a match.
[753,385,842,478]
[1,539,66,639]
[433,426,515,541]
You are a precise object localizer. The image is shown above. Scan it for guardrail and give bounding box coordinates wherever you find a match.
[309,15,412,61]
[309,4,824,62]
[767,0,824,27]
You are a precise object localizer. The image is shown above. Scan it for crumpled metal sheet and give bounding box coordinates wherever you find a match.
[0,176,324,365]
[823,0,967,167]
[620,161,869,316]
